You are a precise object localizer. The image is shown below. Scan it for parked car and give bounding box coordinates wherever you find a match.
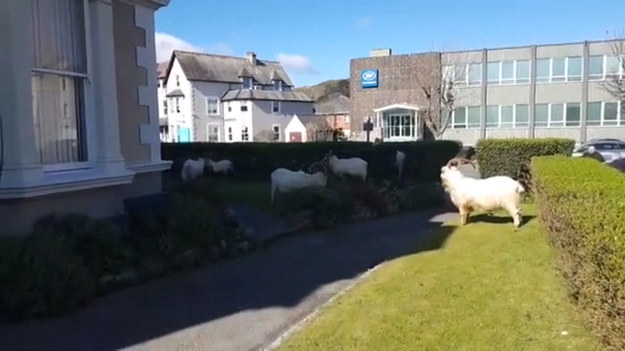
[572,139,625,162]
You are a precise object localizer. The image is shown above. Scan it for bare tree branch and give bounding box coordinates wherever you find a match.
[418,59,456,139]
[600,39,625,102]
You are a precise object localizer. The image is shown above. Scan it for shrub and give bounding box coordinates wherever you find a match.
[476,138,575,192]
[161,140,462,182]
[277,187,353,230]
[532,156,625,350]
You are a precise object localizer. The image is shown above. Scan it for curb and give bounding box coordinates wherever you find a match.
[261,263,385,351]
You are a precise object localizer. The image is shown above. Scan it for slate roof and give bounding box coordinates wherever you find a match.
[314,93,350,114]
[156,62,168,79]
[165,50,294,87]
[166,88,185,97]
[297,114,327,126]
[221,89,314,102]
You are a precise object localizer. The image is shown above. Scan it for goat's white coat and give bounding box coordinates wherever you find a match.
[440,165,524,229]
[180,158,206,182]
[326,155,368,182]
[395,150,406,179]
[270,168,328,204]
[206,158,234,175]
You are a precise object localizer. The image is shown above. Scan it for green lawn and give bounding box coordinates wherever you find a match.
[278,205,602,351]
[209,177,274,212]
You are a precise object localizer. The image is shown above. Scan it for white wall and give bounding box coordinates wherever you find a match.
[223,100,254,142]
[163,58,192,141]
[192,80,233,142]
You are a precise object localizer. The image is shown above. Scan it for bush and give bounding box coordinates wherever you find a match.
[0,214,128,321]
[162,140,462,182]
[532,156,625,350]
[476,138,575,191]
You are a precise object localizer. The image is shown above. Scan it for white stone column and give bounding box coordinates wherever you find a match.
[0,0,44,188]
[89,0,131,175]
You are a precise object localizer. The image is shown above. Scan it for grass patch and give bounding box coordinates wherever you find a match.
[278,204,602,351]
[207,178,273,213]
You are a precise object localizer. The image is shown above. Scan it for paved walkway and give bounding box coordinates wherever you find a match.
[0,209,455,351]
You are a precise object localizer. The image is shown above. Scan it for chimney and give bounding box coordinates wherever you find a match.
[246,51,257,65]
[370,48,392,57]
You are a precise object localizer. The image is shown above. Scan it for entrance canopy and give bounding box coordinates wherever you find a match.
[373,103,423,141]
[373,103,421,113]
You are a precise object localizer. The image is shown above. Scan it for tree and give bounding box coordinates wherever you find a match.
[417,58,456,139]
[600,39,625,102]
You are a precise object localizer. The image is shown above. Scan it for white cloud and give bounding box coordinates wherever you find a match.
[357,17,372,28]
[154,32,234,62]
[277,53,319,74]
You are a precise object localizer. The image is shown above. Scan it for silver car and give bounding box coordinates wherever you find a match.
[572,139,625,162]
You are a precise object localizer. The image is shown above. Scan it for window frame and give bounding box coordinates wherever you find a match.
[31,0,93,172]
[206,97,219,115]
[241,126,249,141]
[206,123,220,142]
[272,124,281,141]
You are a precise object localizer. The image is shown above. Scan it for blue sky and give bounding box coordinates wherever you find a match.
[155,0,625,87]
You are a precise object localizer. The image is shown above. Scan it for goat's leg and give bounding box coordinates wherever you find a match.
[504,203,522,230]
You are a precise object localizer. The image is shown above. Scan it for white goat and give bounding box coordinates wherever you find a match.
[270,164,328,205]
[440,157,525,230]
[206,158,234,175]
[323,151,368,182]
[180,158,206,182]
[395,150,406,179]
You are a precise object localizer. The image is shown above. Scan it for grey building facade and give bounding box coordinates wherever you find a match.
[350,40,625,145]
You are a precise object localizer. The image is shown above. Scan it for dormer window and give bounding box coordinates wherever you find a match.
[243,77,253,89]
[273,80,283,91]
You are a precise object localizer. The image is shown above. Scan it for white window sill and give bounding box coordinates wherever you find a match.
[127,160,172,174]
[0,168,135,199]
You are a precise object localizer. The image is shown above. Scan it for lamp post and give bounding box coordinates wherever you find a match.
[363,117,374,143]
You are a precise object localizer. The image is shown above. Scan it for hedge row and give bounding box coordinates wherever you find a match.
[531,156,625,350]
[475,138,575,191]
[162,141,462,182]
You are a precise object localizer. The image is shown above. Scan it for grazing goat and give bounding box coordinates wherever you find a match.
[206,158,234,175]
[440,157,525,230]
[270,162,328,205]
[180,158,206,182]
[323,151,368,182]
[395,150,406,179]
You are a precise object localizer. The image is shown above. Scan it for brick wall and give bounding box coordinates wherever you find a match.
[349,52,442,134]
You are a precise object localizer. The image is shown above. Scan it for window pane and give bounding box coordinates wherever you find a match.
[536,59,550,82]
[552,58,565,81]
[588,55,603,79]
[467,106,480,127]
[605,102,618,125]
[567,57,582,81]
[467,106,480,128]
[516,60,530,83]
[587,102,602,126]
[453,107,466,128]
[550,104,564,126]
[442,65,454,81]
[486,105,499,127]
[606,56,620,76]
[501,106,513,127]
[565,103,580,126]
[535,104,549,126]
[32,0,87,73]
[32,73,86,164]
[621,101,625,124]
[455,64,467,83]
[487,62,500,83]
[468,63,481,85]
[515,104,529,127]
[501,61,514,82]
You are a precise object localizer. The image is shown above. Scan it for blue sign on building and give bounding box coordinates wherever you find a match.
[360,69,379,88]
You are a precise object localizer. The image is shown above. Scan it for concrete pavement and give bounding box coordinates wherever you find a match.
[0,208,456,351]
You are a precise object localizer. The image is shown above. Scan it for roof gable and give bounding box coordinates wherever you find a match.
[164,50,295,87]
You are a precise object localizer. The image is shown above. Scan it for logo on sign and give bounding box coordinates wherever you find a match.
[361,69,378,88]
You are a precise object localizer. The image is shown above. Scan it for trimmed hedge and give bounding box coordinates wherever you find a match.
[475,138,575,191]
[161,141,462,182]
[531,156,625,350]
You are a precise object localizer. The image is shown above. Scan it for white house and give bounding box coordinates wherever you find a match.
[0,0,171,235]
[158,50,315,142]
